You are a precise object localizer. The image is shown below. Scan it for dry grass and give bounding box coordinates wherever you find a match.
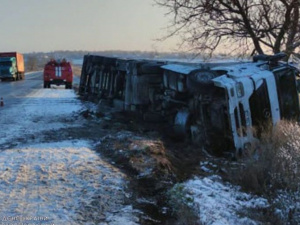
[128,139,173,173]
[167,184,201,225]
[239,120,300,224]
[72,65,82,77]
[241,120,300,193]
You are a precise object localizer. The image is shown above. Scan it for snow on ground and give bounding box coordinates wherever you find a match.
[0,89,82,146]
[0,87,275,224]
[183,175,269,225]
[0,141,135,224]
[0,88,139,224]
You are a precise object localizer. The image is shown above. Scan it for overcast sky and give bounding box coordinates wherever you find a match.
[0,0,177,53]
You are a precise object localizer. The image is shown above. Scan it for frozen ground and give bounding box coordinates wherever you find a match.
[0,88,139,224]
[183,175,269,225]
[0,89,83,146]
[0,87,276,224]
[0,141,138,224]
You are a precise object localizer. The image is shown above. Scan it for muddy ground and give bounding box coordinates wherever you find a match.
[0,86,276,225]
[0,86,256,225]
[70,100,234,224]
[2,98,205,224]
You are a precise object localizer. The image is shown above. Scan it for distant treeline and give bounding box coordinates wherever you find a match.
[23,50,236,72]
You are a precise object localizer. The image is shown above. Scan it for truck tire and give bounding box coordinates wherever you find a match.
[65,83,72,89]
[44,82,47,88]
[186,69,217,93]
[173,109,192,138]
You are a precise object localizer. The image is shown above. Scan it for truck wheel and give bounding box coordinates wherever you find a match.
[65,83,72,89]
[186,69,217,93]
[173,109,192,138]
[44,82,47,88]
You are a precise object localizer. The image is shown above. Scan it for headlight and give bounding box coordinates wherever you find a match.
[236,82,244,97]
[245,110,250,126]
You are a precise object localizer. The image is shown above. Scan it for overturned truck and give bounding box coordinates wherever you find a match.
[79,53,300,155]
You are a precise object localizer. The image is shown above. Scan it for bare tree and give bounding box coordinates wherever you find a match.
[155,0,300,59]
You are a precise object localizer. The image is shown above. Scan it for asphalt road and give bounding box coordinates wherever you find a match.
[0,72,80,109]
[0,72,43,108]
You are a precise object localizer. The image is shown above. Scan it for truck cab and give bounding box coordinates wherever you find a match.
[201,56,300,155]
[0,57,17,80]
[0,52,24,81]
[212,63,280,153]
[162,54,300,155]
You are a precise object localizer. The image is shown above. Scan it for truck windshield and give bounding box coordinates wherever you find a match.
[249,80,271,138]
[274,68,300,120]
[0,61,13,67]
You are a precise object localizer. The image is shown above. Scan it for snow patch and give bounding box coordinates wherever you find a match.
[0,87,141,224]
[0,89,82,145]
[184,175,269,225]
[0,140,138,224]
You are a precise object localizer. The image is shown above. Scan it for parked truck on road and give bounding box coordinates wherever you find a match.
[43,59,73,89]
[0,52,25,81]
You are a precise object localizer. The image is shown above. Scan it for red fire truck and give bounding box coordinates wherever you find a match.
[43,59,73,89]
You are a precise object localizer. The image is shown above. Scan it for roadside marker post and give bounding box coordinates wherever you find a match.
[0,97,3,107]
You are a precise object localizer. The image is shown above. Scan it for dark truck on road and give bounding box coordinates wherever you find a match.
[0,52,25,81]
